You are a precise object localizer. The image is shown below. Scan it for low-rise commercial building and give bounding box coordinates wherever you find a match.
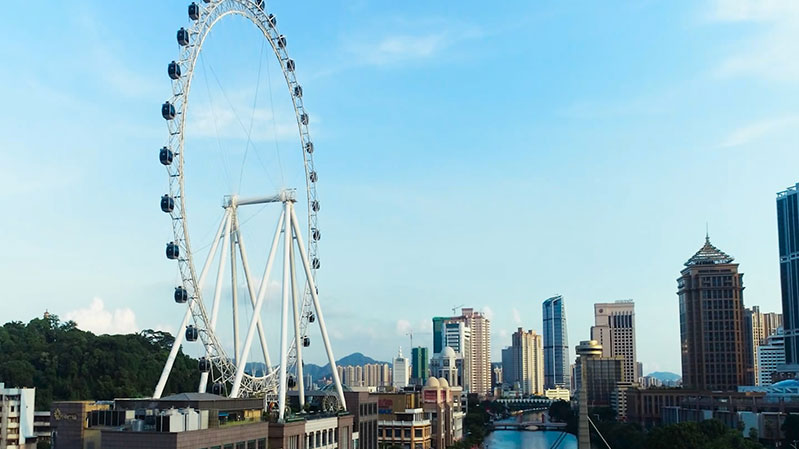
[421,378,463,449]
[377,409,431,449]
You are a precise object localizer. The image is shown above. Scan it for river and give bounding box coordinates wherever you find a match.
[483,429,577,449]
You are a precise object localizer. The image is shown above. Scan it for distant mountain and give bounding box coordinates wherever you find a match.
[246,352,387,381]
[647,371,681,382]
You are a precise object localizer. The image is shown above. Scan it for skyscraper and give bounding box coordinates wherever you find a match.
[510,328,545,395]
[461,308,491,396]
[591,300,638,382]
[543,295,570,389]
[393,347,410,389]
[777,183,799,367]
[410,346,430,386]
[501,346,516,387]
[431,308,490,395]
[432,317,447,354]
[677,235,748,391]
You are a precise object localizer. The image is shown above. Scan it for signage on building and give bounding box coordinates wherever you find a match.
[423,390,438,403]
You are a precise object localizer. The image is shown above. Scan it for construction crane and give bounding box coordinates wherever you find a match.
[452,304,465,315]
[406,330,413,349]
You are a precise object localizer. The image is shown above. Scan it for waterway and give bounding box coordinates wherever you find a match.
[483,429,577,449]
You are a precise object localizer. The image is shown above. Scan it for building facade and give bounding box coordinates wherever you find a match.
[411,347,430,386]
[677,235,749,391]
[393,348,410,389]
[0,383,36,449]
[591,300,638,383]
[344,391,378,449]
[377,409,431,449]
[460,308,491,396]
[758,328,786,386]
[543,296,570,389]
[777,183,799,368]
[508,328,545,396]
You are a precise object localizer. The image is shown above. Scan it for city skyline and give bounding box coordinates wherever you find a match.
[2,1,799,376]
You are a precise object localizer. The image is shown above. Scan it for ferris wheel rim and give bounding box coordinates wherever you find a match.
[161,0,319,397]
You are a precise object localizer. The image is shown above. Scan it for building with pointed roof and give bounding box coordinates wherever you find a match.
[677,235,750,390]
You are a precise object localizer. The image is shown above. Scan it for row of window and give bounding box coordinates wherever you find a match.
[199,439,266,449]
[307,427,337,448]
[379,427,427,439]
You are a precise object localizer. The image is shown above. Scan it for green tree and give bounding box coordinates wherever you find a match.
[783,414,799,446]
[0,316,199,410]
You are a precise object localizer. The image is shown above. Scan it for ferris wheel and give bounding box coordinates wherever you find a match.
[151,0,346,420]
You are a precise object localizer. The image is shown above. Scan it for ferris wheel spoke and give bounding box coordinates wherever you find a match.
[235,221,273,372]
[198,211,233,393]
[230,208,285,397]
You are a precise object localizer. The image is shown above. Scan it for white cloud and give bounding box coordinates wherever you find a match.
[481,306,495,322]
[512,307,522,324]
[719,115,799,147]
[498,329,509,339]
[66,298,139,335]
[395,319,412,336]
[708,0,799,81]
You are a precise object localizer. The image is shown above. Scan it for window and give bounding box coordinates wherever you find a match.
[414,428,422,438]
[258,438,267,449]
[224,445,234,449]
[237,442,246,449]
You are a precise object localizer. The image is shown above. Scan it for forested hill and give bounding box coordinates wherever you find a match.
[0,316,198,410]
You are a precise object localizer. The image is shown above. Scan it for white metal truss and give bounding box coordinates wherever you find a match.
[153,0,335,415]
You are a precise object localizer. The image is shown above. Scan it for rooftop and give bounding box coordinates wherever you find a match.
[684,235,734,266]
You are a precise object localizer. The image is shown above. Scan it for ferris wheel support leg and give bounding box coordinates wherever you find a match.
[277,204,293,422]
[153,305,192,398]
[236,227,273,372]
[289,205,347,411]
[231,214,241,368]
[199,212,233,393]
[154,209,230,399]
[289,239,305,408]
[230,209,286,398]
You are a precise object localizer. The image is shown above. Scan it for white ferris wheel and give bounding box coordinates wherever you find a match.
[151,0,346,421]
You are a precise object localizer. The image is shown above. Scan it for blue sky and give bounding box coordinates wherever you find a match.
[1,0,798,375]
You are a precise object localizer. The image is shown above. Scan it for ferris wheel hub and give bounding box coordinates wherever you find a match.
[224,189,297,208]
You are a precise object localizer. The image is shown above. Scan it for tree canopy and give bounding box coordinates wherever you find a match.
[0,316,199,409]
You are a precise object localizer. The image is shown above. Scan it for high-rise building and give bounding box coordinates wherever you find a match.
[591,300,638,383]
[677,235,749,391]
[393,348,410,389]
[460,308,491,396]
[411,347,430,386]
[432,317,447,355]
[744,306,782,385]
[543,295,570,389]
[433,309,490,396]
[501,347,515,387]
[509,328,545,395]
[574,341,624,409]
[777,183,799,368]
[757,328,785,386]
[440,320,471,392]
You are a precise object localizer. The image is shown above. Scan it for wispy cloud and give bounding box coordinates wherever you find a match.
[340,19,482,68]
[708,0,799,82]
[719,115,799,147]
[512,308,522,325]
